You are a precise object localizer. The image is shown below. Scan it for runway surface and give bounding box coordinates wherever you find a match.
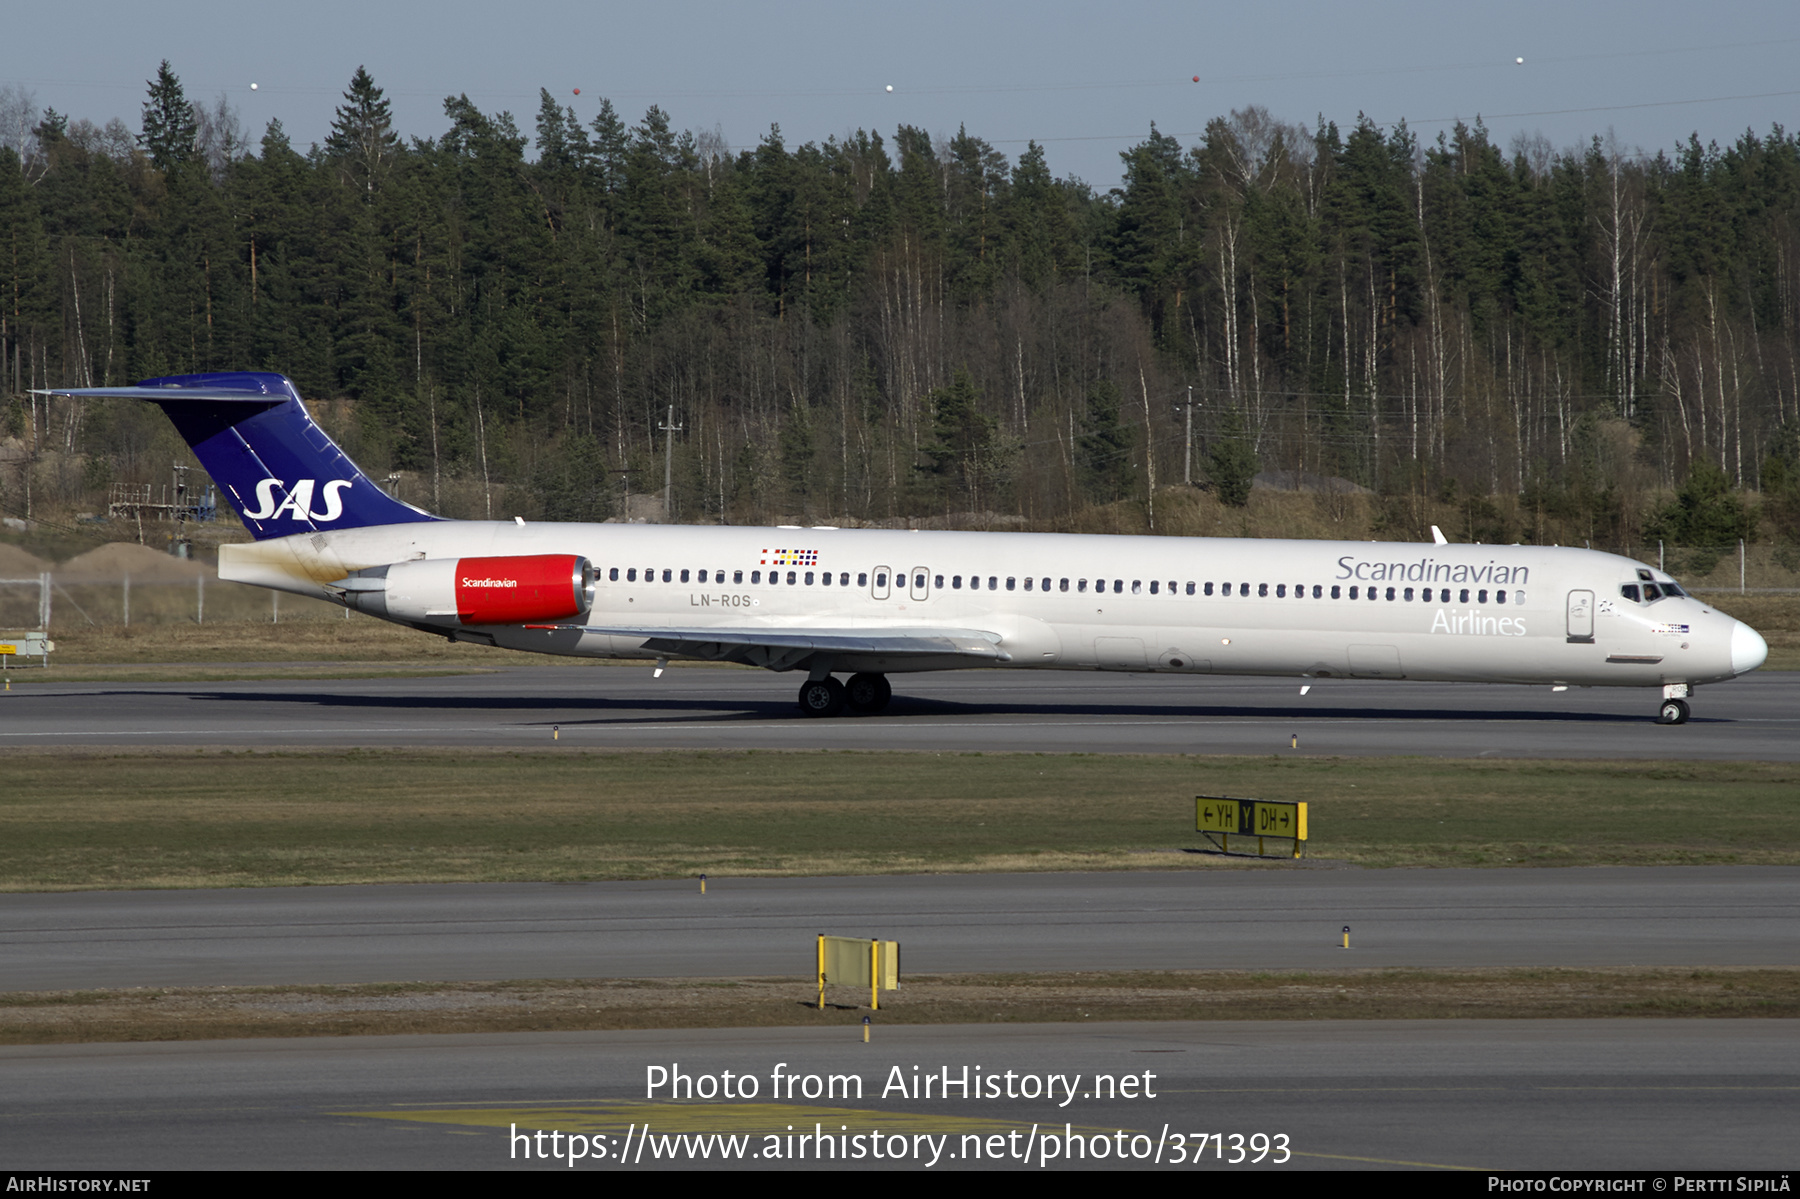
[4,1021,1794,1170]
[2,666,1796,758]
[5,868,1796,992]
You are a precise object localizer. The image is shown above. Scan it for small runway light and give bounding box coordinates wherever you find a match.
[1342,925,1351,949]
[1291,732,1298,749]
[699,873,707,894]
[862,1016,871,1043]
[552,724,560,741]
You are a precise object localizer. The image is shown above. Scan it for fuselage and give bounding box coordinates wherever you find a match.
[221,521,1765,690]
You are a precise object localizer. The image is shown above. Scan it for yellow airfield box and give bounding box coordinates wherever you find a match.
[816,935,900,1010]
[1195,795,1308,858]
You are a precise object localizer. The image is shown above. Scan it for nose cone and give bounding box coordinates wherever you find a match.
[1731,621,1768,675]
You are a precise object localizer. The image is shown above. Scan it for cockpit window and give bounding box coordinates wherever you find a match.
[1620,584,1640,603]
[1642,583,1663,601]
[1662,582,1685,597]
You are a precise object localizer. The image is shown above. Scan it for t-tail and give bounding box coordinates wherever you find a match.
[35,372,439,539]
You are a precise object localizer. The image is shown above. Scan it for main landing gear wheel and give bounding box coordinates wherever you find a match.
[845,672,892,714]
[798,676,846,717]
[1657,698,1691,725]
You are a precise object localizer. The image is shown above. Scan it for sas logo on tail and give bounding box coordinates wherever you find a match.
[243,479,354,522]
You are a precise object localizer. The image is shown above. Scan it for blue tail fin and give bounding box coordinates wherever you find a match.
[40,372,439,540]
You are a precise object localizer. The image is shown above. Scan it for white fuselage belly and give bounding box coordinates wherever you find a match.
[220,523,1744,689]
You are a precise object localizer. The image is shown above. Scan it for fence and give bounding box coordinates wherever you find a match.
[0,572,344,630]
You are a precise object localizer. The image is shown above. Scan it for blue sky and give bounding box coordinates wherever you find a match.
[5,0,1797,185]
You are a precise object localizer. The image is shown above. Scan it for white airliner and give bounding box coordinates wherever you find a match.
[44,373,1768,724]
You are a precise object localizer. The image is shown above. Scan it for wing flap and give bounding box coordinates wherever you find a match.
[540,624,1011,666]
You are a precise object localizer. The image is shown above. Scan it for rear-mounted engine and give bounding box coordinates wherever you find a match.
[335,554,595,625]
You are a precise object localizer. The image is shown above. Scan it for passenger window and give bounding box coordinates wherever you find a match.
[989,577,998,590]
[680,569,690,583]
[1276,584,1286,598]
[875,572,887,588]
[1477,589,1488,603]
[857,573,867,587]
[658,569,667,583]
[1258,583,1269,597]
[627,568,637,582]
[1006,577,1016,591]
[734,570,744,584]
[609,567,620,582]
[1059,578,1069,592]
[1330,585,1340,599]
[1023,577,1033,591]
[1403,587,1414,601]
[933,575,943,589]
[822,572,832,586]
[1149,580,1159,595]
[805,572,814,585]
[1133,580,1143,595]
[697,570,707,583]
[1496,589,1507,604]
[788,571,798,585]
[1460,589,1470,603]
[751,570,761,583]
[1313,585,1323,599]
[1385,587,1396,601]
[1078,579,1088,593]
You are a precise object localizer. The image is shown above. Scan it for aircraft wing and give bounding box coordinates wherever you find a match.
[532,624,1011,671]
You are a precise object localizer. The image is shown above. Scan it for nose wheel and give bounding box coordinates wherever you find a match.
[1657,698,1691,725]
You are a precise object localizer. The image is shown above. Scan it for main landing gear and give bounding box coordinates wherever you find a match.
[797,672,892,717]
[1657,698,1691,725]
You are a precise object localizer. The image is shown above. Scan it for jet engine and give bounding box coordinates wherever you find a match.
[335,554,595,625]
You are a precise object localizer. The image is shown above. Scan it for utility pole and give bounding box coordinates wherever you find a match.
[1172,385,1201,486]
[659,405,683,521]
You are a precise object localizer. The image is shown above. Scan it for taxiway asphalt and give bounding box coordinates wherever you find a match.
[2,666,1796,758]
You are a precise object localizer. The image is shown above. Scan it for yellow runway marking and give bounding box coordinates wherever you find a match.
[339,1101,1111,1137]
[1291,1150,1486,1170]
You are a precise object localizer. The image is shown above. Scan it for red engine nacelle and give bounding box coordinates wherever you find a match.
[452,555,594,624]
[353,554,595,625]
